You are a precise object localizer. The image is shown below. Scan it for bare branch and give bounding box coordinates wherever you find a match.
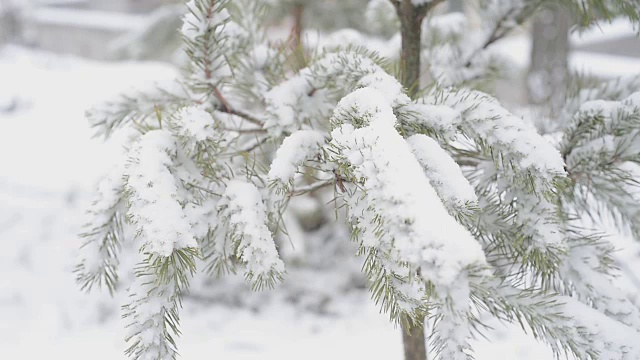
[289,180,334,196]
[219,127,267,134]
[215,104,264,126]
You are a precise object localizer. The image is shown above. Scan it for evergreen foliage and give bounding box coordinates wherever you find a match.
[77,0,640,359]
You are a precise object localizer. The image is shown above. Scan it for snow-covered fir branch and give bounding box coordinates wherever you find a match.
[328,86,488,325]
[121,130,199,359]
[406,134,478,219]
[264,48,403,136]
[268,129,326,191]
[561,92,640,238]
[86,80,191,139]
[217,180,285,290]
[76,0,640,359]
[423,88,569,277]
[124,130,197,257]
[560,233,640,330]
[75,164,127,293]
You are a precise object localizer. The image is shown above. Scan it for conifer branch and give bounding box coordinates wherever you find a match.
[77,2,640,359]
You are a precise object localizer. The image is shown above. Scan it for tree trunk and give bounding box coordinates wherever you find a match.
[394,1,440,360]
[397,0,426,96]
[527,3,571,117]
[402,318,428,360]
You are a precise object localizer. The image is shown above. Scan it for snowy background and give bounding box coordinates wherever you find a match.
[2,5,640,360]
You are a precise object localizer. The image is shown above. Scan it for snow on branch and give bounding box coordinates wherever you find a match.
[264,48,408,135]
[169,105,217,145]
[268,130,326,191]
[561,237,640,330]
[121,129,199,360]
[123,247,198,360]
[124,130,197,256]
[407,134,478,219]
[76,2,640,359]
[419,5,524,87]
[559,296,640,359]
[181,0,248,93]
[330,87,397,128]
[430,88,568,261]
[478,270,640,359]
[75,164,126,293]
[329,86,487,322]
[476,280,596,359]
[86,80,190,140]
[396,102,462,140]
[430,296,475,360]
[562,92,640,238]
[562,74,640,129]
[218,180,285,290]
[436,90,567,180]
[124,276,180,360]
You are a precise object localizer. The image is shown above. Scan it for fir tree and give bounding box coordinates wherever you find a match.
[77,1,640,359]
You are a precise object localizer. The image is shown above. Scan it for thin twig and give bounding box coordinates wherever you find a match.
[211,85,232,113]
[289,180,334,196]
[215,105,265,127]
[463,5,535,67]
[219,127,267,134]
[238,136,270,153]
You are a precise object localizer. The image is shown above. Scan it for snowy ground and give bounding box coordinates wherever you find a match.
[1,39,640,359]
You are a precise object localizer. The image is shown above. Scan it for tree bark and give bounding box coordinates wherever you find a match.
[397,0,426,96]
[402,318,428,360]
[527,3,572,117]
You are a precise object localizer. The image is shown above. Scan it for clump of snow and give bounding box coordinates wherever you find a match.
[439,89,566,180]
[430,89,567,250]
[399,103,462,139]
[174,105,216,142]
[331,87,397,128]
[407,134,477,213]
[563,91,640,173]
[124,130,197,257]
[264,50,408,136]
[330,87,487,308]
[264,76,313,135]
[431,288,474,360]
[219,180,285,286]
[268,130,325,185]
[357,72,410,108]
[183,198,219,242]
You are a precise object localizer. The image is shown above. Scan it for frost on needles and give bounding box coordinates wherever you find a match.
[76,0,640,359]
